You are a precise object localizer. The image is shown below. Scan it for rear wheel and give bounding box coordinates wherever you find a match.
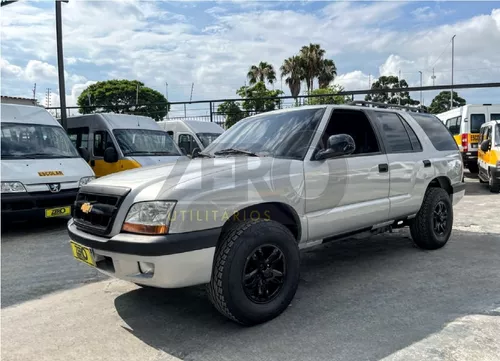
[410,187,453,250]
[207,219,300,326]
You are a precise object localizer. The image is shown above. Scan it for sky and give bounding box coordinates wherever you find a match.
[1,0,500,118]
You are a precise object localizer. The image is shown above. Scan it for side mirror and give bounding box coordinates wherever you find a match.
[192,147,200,158]
[78,147,90,163]
[480,139,491,153]
[103,147,119,163]
[315,134,356,160]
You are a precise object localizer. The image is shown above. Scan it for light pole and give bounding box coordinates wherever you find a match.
[418,71,423,105]
[451,34,456,109]
[56,0,69,129]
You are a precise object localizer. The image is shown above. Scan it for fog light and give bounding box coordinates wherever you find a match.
[138,262,155,275]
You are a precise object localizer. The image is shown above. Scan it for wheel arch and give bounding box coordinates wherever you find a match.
[219,202,302,243]
[427,176,453,195]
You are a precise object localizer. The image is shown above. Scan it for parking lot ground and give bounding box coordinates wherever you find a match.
[1,173,499,361]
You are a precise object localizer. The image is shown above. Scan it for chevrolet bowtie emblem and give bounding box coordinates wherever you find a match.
[80,202,93,214]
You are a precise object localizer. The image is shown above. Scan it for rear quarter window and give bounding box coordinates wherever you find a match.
[409,113,459,151]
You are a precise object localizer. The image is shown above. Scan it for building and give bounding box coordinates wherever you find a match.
[1,95,39,106]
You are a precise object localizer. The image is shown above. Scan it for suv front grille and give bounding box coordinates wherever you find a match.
[72,185,131,236]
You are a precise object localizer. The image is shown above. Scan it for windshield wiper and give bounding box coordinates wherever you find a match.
[18,153,73,158]
[193,151,214,158]
[125,151,179,156]
[213,148,259,157]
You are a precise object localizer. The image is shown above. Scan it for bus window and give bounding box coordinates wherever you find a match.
[470,114,486,133]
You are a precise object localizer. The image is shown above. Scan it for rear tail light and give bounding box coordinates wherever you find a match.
[461,134,468,152]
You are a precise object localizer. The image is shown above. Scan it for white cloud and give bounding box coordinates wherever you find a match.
[1,1,499,111]
[412,6,437,22]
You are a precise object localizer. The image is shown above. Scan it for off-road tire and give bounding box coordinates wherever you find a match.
[207,219,300,326]
[410,187,453,250]
[468,163,479,174]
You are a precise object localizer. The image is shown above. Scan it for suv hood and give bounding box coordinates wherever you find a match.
[86,157,294,198]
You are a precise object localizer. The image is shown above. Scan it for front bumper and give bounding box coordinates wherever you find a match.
[1,189,78,221]
[67,220,221,288]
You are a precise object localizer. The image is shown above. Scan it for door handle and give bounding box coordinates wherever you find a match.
[378,163,389,173]
[423,159,431,168]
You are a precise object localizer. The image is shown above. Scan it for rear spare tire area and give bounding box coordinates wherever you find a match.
[410,187,454,250]
[207,219,300,326]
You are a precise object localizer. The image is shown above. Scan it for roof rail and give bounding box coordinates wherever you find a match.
[347,100,428,113]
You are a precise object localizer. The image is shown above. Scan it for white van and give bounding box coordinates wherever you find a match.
[157,119,224,156]
[436,104,500,173]
[66,113,188,178]
[1,103,95,221]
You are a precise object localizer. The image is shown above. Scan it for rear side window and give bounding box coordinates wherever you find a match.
[491,114,500,121]
[445,116,461,135]
[410,113,459,151]
[470,114,486,133]
[375,112,420,153]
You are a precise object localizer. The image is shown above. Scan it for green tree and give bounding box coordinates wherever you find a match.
[305,85,350,105]
[217,101,245,128]
[77,79,169,121]
[299,43,326,93]
[364,76,419,106]
[428,91,466,114]
[247,62,277,86]
[318,59,337,89]
[280,56,304,103]
[236,81,284,113]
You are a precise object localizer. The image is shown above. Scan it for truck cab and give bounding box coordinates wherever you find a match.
[66,113,188,178]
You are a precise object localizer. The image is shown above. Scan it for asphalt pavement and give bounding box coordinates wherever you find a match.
[1,173,499,361]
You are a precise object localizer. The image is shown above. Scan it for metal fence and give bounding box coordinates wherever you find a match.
[46,82,500,129]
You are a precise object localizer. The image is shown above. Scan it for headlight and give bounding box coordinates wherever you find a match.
[122,201,176,235]
[1,182,27,193]
[79,176,96,187]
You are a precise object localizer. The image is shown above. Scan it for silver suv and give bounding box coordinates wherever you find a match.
[68,102,466,326]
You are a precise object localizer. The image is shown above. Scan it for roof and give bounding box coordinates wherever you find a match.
[67,113,162,131]
[182,120,224,133]
[0,103,60,126]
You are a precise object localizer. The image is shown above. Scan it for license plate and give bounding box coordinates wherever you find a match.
[470,134,480,143]
[70,241,96,267]
[45,206,71,218]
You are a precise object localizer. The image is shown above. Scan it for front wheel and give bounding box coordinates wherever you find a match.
[410,187,453,250]
[207,219,300,326]
[489,169,500,193]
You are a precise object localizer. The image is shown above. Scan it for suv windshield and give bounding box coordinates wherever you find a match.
[197,132,222,148]
[113,129,181,156]
[1,122,80,159]
[203,107,326,159]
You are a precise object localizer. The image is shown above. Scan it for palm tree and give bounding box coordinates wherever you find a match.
[299,43,325,93]
[247,62,277,86]
[318,59,337,89]
[280,56,304,102]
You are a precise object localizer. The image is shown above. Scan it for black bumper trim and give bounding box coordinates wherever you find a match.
[452,182,466,194]
[68,221,221,256]
[2,189,78,218]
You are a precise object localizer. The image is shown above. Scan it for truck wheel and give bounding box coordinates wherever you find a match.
[468,163,479,174]
[207,219,300,326]
[410,187,453,250]
[489,170,500,193]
